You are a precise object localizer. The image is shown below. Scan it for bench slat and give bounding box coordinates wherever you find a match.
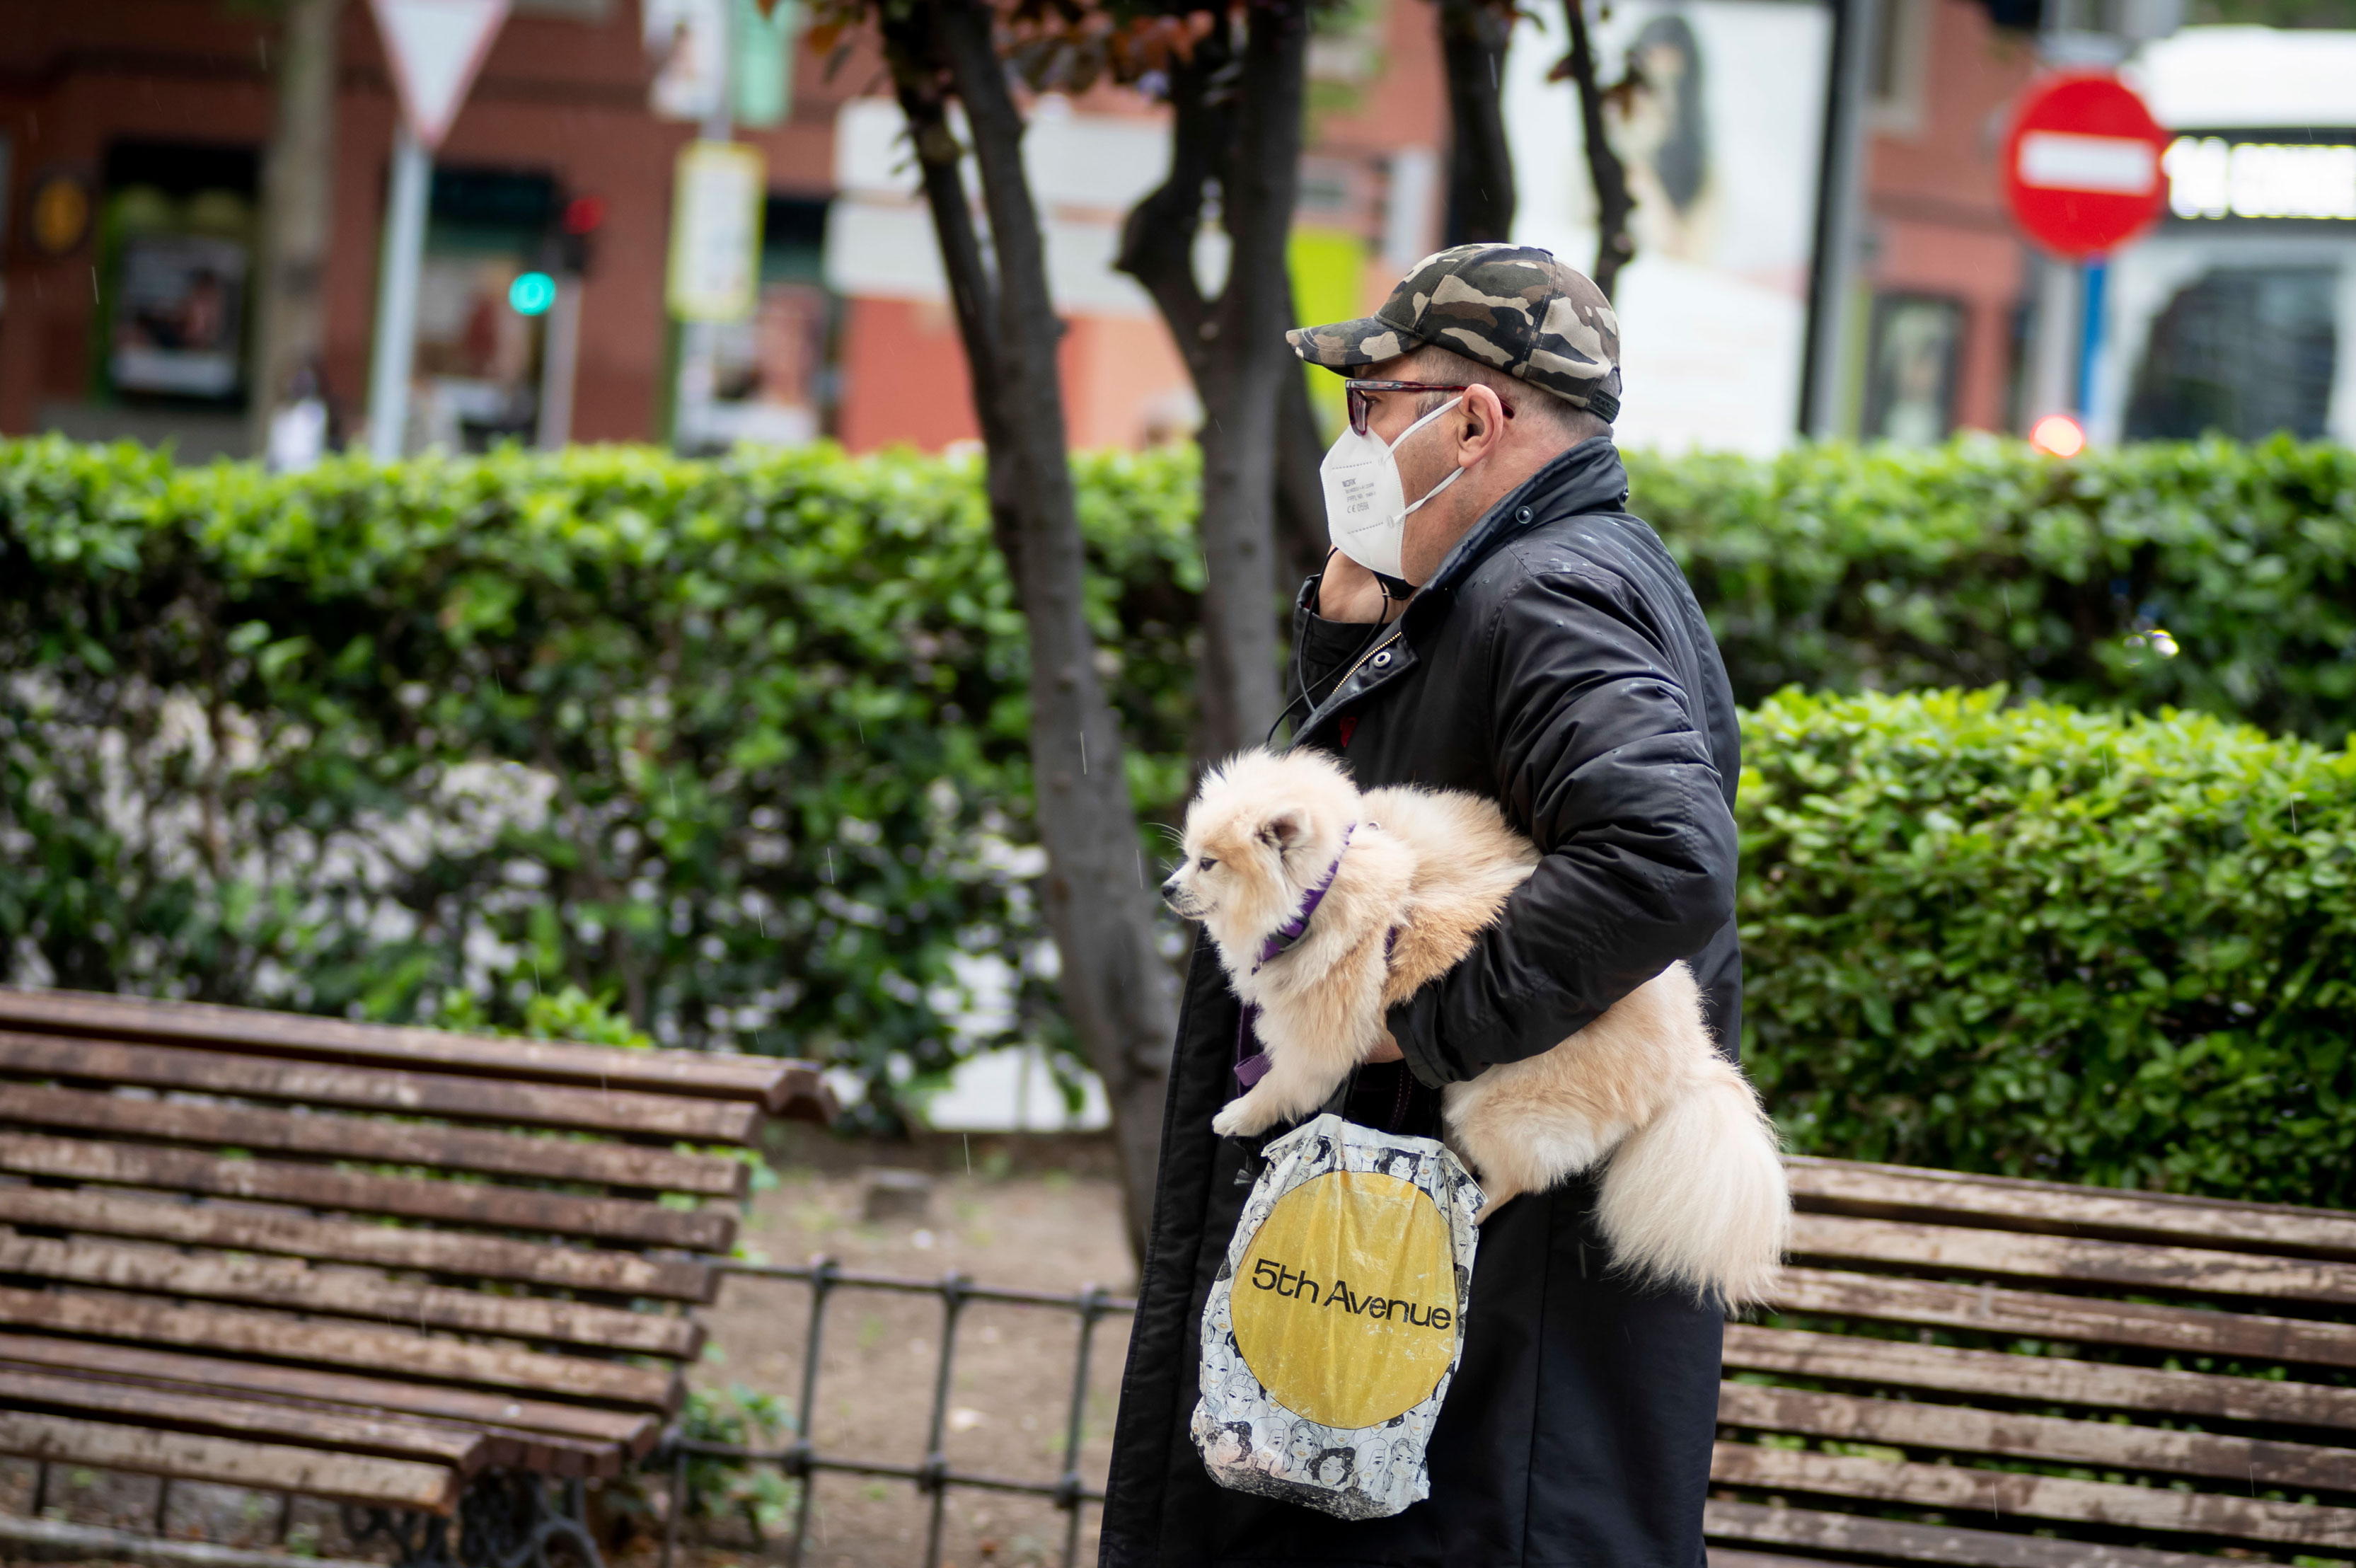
[1716,1381,2352,1492]
[0,986,825,1119]
[0,1511,386,1568]
[0,1365,494,1473]
[0,1186,715,1302]
[1705,1553,1850,1568]
[0,1134,735,1250]
[1776,1266,2356,1368]
[1704,1499,2252,1568]
[0,1083,752,1197]
[0,1235,703,1358]
[1787,1157,2356,1261]
[0,988,765,1521]
[0,1411,459,1515]
[1723,1325,2356,1431]
[0,1364,595,1481]
[1709,1443,2356,1547]
[0,1288,678,1410]
[0,1032,760,1143]
[0,1332,650,1464]
[1793,1212,2356,1306]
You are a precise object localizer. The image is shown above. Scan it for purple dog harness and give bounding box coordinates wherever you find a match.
[1234,825,1383,1092]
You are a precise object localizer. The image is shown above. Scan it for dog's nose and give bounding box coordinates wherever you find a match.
[1159,875,1182,899]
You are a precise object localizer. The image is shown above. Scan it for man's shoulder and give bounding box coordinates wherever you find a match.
[1455,507,1678,615]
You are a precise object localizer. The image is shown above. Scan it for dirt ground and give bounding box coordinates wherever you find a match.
[648,1131,1138,1568]
[0,1131,1138,1568]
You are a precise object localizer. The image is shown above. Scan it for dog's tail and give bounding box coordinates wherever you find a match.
[1595,1051,1789,1311]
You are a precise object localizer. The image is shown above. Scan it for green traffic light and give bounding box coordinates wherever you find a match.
[509,272,558,316]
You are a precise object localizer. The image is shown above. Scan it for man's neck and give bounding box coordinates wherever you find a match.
[1406,439,1586,584]
[1416,439,1624,594]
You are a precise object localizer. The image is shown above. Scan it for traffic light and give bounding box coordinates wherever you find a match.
[509,272,558,316]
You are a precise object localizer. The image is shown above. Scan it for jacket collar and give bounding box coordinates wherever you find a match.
[1286,440,1629,747]
[1417,437,1631,601]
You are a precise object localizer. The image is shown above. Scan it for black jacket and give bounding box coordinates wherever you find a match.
[1099,440,1743,1568]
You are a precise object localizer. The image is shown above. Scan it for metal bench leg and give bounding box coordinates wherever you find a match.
[454,1471,604,1568]
[342,1503,452,1568]
[343,1474,599,1568]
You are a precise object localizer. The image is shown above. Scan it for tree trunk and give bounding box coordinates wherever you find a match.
[1561,0,1637,298]
[250,0,343,456]
[1436,0,1516,245]
[1116,11,1307,761]
[884,0,1177,1263]
[1272,334,1329,592]
[1191,8,1303,758]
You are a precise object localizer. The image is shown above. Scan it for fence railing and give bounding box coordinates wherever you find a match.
[659,1257,1136,1568]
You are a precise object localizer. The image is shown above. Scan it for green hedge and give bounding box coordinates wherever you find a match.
[5,434,2355,1192]
[1741,687,2355,1208]
[1629,436,2356,742]
[0,437,1201,1122]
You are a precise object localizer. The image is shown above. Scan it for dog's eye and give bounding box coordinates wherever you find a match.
[1197,856,1218,872]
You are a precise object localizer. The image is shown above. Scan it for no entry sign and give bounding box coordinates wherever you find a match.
[2004,74,2172,258]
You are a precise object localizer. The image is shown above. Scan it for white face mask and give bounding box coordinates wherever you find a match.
[1319,396,1465,580]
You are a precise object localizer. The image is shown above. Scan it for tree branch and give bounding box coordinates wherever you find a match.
[878,20,1003,420]
[878,9,1024,571]
[923,0,1179,1259]
[934,0,1064,452]
[1114,35,1226,379]
[1561,0,1636,297]
[1271,283,1329,589]
[1184,2,1303,756]
[1436,0,1515,244]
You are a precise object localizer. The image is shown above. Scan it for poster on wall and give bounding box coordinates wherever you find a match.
[1864,294,1965,445]
[110,233,248,398]
[1503,0,1832,456]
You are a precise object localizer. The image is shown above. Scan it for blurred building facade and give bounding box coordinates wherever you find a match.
[2,1,2345,459]
[0,0,1444,460]
[1853,0,2045,442]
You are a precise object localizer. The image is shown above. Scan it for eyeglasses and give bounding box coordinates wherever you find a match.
[1342,379,1514,437]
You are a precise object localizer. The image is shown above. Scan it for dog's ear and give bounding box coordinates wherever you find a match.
[1257,808,1310,853]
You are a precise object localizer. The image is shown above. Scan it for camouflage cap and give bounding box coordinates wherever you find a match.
[1286,243,1622,422]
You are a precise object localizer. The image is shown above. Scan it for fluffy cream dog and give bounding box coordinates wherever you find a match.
[1162,748,1788,1309]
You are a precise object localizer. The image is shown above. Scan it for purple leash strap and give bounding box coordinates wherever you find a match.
[1252,823,1356,972]
[1234,828,1388,1094]
[1235,1005,1270,1089]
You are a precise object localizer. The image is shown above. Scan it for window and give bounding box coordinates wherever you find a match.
[1864,293,1967,446]
[410,168,562,450]
[1866,0,1932,137]
[2125,267,2338,441]
[98,140,260,405]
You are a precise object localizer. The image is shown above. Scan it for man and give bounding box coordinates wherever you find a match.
[1099,243,1744,1567]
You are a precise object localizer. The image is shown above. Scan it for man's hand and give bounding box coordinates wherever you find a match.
[1367,1030,1403,1064]
[1317,549,1392,623]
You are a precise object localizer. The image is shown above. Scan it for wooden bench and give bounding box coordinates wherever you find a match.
[1709,1155,2356,1568]
[0,985,833,1568]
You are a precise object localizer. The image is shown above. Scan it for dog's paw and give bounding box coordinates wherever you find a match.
[1212,1097,1276,1138]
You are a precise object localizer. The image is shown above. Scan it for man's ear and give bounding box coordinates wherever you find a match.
[1461,385,1509,459]
[1258,808,1309,853]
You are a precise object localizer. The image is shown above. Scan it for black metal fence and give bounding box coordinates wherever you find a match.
[659,1257,1136,1568]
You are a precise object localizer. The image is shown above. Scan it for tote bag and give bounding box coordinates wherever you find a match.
[1191,1112,1484,1520]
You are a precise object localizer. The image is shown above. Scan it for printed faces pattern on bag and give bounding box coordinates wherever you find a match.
[1193,1114,1484,1521]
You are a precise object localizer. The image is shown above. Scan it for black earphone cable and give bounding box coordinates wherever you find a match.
[1264,553,1405,749]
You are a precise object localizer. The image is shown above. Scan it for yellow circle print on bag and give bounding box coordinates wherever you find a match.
[1230,1168,1460,1429]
